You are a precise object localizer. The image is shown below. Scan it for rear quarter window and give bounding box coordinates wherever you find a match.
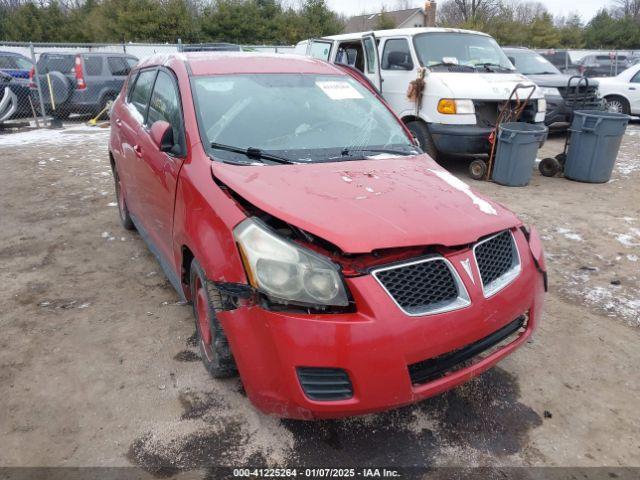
[83,56,103,76]
[0,56,18,69]
[38,55,75,74]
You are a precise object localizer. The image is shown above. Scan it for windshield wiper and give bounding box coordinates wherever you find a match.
[210,142,296,165]
[428,62,475,71]
[339,146,420,159]
[477,63,515,73]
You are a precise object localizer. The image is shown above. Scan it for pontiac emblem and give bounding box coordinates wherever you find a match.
[460,258,475,284]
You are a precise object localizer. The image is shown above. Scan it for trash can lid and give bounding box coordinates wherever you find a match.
[498,122,548,134]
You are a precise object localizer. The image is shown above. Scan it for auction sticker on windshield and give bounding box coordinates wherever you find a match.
[316,81,363,100]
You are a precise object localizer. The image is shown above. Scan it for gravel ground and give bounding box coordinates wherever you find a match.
[0,122,639,474]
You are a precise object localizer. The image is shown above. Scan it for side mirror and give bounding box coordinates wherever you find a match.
[150,120,174,152]
[508,56,516,65]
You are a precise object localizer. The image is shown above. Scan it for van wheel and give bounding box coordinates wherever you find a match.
[406,121,439,161]
[190,259,237,379]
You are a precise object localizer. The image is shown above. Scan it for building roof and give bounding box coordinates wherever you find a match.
[344,8,423,34]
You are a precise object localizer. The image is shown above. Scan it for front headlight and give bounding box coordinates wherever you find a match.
[234,218,349,307]
[537,98,547,113]
[539,87,561,97]
[437,99,475,115]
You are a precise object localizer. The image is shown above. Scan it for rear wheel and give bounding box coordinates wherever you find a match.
[112,162,135,230]
[406,120,439,161]
[190,259,237,379]
[604,95,630,115]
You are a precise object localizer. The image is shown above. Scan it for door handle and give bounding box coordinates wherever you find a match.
[115,119,122,127]
[133,145,143,158]
[630,87,636,91]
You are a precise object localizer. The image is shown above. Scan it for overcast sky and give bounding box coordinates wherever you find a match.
[324,0,610,23]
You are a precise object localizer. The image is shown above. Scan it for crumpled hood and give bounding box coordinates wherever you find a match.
[212,156,521,253]
[429,72,543,100]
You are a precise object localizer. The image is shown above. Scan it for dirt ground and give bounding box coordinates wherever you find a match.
[0,121,639,475]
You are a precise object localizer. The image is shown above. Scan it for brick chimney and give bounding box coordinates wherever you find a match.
[424,1,436,27]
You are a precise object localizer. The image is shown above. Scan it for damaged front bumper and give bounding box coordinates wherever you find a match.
[216,229,546,419]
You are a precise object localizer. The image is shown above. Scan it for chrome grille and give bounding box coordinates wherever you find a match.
[373,258,470,316]
[474,230,521,297]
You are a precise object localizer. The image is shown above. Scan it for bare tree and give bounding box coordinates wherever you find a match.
[614,0,640,20]
[450,0,499,22]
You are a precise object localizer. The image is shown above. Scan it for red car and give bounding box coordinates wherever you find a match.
[109,53,547,419]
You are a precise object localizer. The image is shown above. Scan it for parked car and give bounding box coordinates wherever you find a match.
[576,54,631,78]
[538,49,580,75]
[504,47,601,127]
[0,71,19,122]
[109,52,547,419]
[0,51,34,117]
[295,28,546,161]
[31,52,138,118]
[594,63,640,115]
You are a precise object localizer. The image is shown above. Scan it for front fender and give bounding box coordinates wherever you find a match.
[172,155,248,298]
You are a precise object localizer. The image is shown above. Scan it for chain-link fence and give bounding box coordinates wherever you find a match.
[534,48,640,77]
[0,41,295,127]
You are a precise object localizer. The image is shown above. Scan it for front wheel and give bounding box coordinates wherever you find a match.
[190,259,237,379]
[406,121,439,161]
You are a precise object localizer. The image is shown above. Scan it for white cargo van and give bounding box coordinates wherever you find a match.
[295,28,547,160]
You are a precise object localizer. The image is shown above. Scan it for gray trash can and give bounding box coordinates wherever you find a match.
[492,122,548,187]
[564,110,630,183]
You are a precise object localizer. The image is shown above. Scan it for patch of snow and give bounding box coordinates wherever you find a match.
[0,125,110,148]
[428,168,497,215]
[556,227,583,242]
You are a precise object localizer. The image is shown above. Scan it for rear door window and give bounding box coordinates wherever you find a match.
[147,70,184,154]
[83,56,103,76]
[128,69,157,121]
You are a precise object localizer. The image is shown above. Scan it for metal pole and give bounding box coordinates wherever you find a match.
[30,43,47,127]
[178,38,183,53]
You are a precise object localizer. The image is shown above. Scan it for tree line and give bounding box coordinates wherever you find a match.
[0,0,639,49]
[437,0,640,49]
[0,0,345,44]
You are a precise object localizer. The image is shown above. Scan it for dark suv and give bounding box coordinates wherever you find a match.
[576,54,631,78]
[538,49,580,75]
[32,52,138,118]
[0,51,34,117]
[505,47,601,128]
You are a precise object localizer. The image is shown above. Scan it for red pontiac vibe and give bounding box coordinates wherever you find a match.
[108,52,547,420]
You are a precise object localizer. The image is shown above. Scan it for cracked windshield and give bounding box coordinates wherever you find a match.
[193,73,419,164]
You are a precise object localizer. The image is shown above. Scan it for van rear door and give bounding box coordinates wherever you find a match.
[362,33,382,92]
